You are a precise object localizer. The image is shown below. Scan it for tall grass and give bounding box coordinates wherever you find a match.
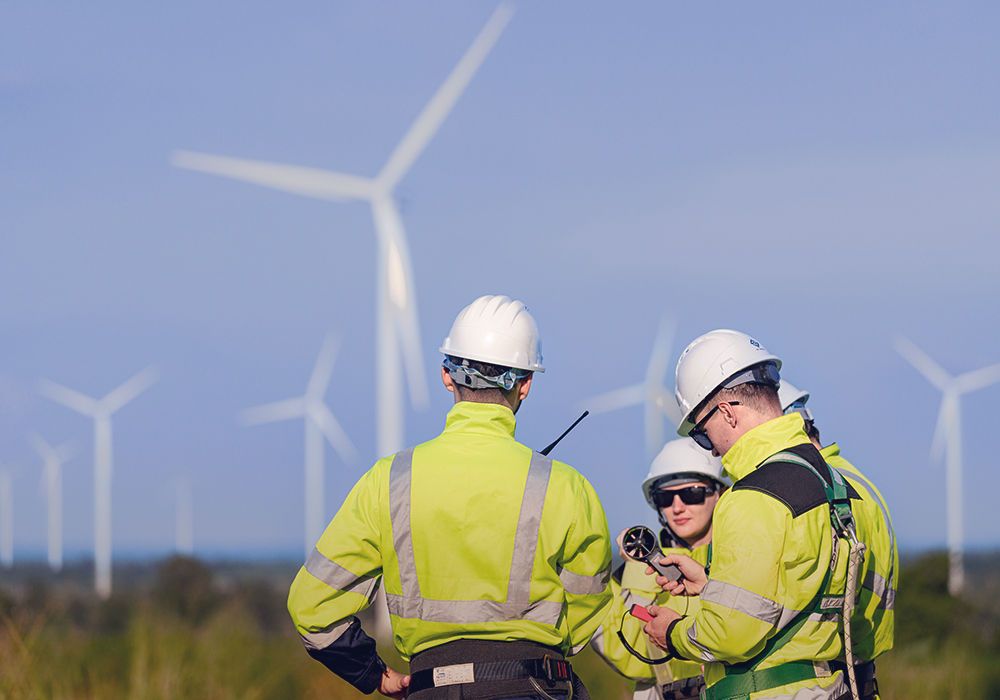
[0,557,632,700]
[3,552,999,699]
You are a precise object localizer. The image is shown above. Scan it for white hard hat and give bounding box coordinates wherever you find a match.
[439,295,545,373]
[778,379,814,425]
[641,438,728,510]
[674,329,781,436]
[777,380,809,411]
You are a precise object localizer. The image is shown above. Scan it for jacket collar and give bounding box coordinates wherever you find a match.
[819,443,841,459]
[442,401,517,440]
[721,412,813,482]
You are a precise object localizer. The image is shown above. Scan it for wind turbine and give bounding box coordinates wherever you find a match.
[171,3,514,459]
[0,470,11,569]
[580,317,683,464]
[29,433,76,572]
[175,478,193,556]
[241,332,360,557]
[39,366,159,598]
[894,335,1000,595]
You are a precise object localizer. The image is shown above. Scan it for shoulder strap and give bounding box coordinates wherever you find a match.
[723,450,852,677]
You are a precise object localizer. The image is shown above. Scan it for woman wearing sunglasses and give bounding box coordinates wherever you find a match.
[591,438,728,700]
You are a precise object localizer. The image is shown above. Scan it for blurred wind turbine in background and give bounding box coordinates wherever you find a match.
[175,478,193,555]
[39,366,160,598]
[172,2,515,460]
[0,470,12,568]
[580,316,683,465]
[894,335,1000,596]
[30,433,76,572]
[241,332,360,557]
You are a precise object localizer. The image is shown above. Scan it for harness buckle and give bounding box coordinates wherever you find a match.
[542,654,570,683]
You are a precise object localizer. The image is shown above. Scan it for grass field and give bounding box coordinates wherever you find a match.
[2,551,999,699]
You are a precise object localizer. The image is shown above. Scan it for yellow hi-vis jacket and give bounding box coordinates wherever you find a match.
[668,414,855,700]
[592,545,709,699]
[287,401,613,690]
[822,444,897,661]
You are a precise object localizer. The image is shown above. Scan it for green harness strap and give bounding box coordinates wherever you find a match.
[702,450,856,700]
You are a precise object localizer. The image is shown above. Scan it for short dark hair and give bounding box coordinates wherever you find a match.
[698,365,782,419]
[446,355,509,378]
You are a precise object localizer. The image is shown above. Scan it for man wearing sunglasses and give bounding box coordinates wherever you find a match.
[592,438,727,700]
[779,380,895,700]
[639,329,864,700]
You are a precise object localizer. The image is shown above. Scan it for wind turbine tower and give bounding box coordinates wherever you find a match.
[176,478,194,556]
[241,332,360,557]
[172,3,514,459]
[895,335,1000,596]
[580,317,683,464]
[30,433,75,572]
[39,366,159,598]
[0,470,11,569]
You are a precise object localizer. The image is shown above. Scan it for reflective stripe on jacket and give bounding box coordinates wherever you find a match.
[669,413,851,700]
[822,444,897,661]
[592,547,708,698]
[287,401,612,664]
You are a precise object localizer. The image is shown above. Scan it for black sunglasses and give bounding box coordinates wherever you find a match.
[651,484,717,508]
[689,401,740,451]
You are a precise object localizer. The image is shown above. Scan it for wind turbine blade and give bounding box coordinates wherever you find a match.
[580,384,645,415]
[240,398,305,426]
[929,396,948,464]
[313,404,361,467]
[652,387,683,427]
[376,2,514,191]
[38,380,99,416]
[103,366,160,414]
[171,150,376,202]
[893,335,952,391]
[955,362,1000,394]
[645,315,676,387]
[307,332,342,399]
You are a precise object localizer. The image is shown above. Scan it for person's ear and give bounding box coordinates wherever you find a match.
[441,366,456,393]
[719,401,738,427]
[516,373,533,402]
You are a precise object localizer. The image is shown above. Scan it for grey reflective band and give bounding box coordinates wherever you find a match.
[882,579,896,610]
[621,589,654,609]
[701,579,782,627]
[686,619,720,663]
[300,619,352,651]
[863,569,887,602]
[508,451,553,604]
[390,447,421,600]
[388,448,570,626]
[385,594,562,625]
[560,567,610,596]
[306,547,379,598]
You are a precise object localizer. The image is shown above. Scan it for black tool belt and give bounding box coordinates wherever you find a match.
[831,660,878,700]
[408,639,573,699]
[660,674,704,700]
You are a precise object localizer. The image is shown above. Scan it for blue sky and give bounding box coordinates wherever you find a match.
[2,2,999,560]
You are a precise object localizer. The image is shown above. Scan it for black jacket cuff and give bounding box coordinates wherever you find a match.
[306,617,387,694]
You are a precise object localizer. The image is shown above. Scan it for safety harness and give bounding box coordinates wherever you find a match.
[701,450,867,700]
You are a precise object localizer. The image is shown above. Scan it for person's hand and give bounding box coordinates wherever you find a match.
[616,528,634,562]
[379,667,410,699]
[643,604,682,652]
[647,553,708,596]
